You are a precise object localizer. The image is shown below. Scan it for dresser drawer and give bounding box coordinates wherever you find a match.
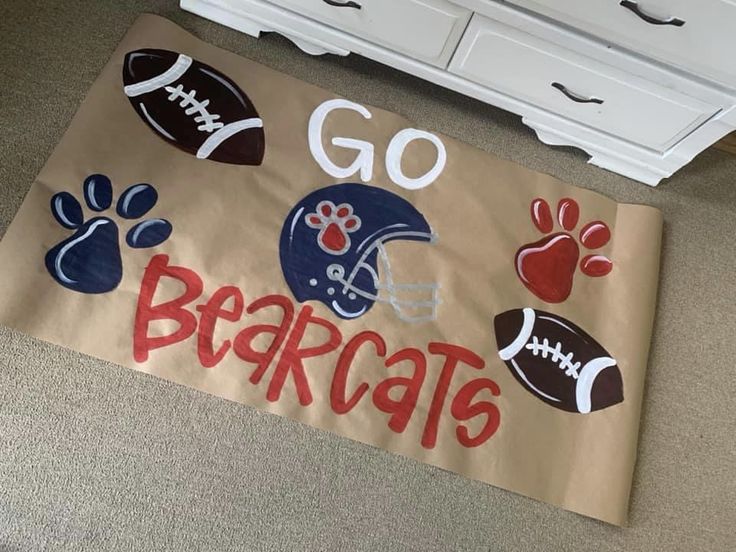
[505,0,736,88]
[268,0,470,66]
[448,15,718,151]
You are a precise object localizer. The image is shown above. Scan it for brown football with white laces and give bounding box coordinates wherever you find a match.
[122,48,264,165]
[494,308,623,413]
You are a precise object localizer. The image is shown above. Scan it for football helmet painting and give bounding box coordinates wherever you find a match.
[279,183,439,322]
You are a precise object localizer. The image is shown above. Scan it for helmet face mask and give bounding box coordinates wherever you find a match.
[328,237,439,322]
[279,184,439,322]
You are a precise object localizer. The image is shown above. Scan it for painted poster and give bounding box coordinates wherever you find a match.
[0,15,662,525]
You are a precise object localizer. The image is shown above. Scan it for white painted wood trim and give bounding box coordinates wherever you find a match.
[181,0,350,55]
[480,0,736,91]
[450,1,736,106]
[180,0,736,186]
[266,0,472,67]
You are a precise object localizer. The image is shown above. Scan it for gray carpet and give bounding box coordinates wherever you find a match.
[1,1,734,550]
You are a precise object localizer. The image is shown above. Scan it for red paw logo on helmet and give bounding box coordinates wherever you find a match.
[515,197,613,303]
[305,200,362,255]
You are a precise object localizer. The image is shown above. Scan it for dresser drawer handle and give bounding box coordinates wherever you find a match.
[322,0,362,9]
[619,1,685,27]
[551,82,604,105]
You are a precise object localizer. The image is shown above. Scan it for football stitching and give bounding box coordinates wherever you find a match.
[525,336,581,378]
[164,84,224,132]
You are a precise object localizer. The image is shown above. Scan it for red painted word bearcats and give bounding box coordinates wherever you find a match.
[134,254,501,449]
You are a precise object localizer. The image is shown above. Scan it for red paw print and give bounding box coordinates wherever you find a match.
[515,197,612,303]
[305,200,361,255]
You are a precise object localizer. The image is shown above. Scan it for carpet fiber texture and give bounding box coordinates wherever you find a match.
[1,1,734,550]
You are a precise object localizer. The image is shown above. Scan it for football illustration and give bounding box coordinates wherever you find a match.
[122,48,265,165]
[494,308,623,413]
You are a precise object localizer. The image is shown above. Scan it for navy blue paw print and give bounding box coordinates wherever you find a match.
[45,174,172,294]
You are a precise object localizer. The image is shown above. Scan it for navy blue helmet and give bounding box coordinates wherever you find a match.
[279,183,438,322]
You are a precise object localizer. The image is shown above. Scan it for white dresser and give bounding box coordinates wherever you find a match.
[180,0,736,186]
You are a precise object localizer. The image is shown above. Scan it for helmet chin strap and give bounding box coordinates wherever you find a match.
[329,240,439,323]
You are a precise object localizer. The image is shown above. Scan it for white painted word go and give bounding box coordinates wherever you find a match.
[308,99,447,190]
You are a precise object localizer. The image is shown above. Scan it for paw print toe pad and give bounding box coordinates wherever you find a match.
[127,219,172,248]
[117,183,158,219]
[51,192,84,229]
[83,174,113,212]
[579,221,611,249]
[557,198,580,231]
[531,198,553,234]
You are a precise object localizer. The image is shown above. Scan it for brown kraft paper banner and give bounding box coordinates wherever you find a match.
[0,15,662,525]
